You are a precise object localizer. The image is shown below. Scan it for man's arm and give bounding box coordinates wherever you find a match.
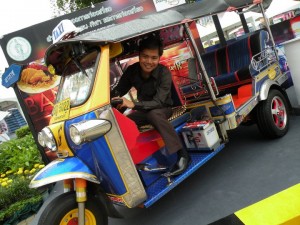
[111,66,133,98]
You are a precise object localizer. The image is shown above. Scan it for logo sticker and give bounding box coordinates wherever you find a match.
[6,37,32,61]
[153,0,185,12]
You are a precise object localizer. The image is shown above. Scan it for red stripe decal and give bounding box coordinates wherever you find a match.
[234,71,240,82]
[215,51,219,76]
[248,36,252,59]
[226,47,230,73]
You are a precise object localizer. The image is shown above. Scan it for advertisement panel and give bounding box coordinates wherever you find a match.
[1,0,190,162]
[0,0,157,65]
[0,0,158,162]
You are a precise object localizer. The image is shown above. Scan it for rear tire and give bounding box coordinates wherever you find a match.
[38,191,108,225]
[256,89,289,138]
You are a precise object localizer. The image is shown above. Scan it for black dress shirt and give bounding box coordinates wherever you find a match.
[111,62,173,111]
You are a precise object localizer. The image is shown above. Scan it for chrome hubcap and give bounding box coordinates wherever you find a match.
[271,96,287,130]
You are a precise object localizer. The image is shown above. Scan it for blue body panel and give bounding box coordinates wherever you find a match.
[144,143,225,208]
[65,112,127,195]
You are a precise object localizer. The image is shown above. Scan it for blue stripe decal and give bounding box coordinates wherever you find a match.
[209,102,235,117]
[33,157,95,181]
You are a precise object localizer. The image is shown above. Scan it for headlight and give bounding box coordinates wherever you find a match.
[37,127,57,152]
[69,119,111,145]
[38,132,45,147]
[69,126,82,145]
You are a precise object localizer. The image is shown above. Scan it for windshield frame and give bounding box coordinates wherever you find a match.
[56,49,101,108]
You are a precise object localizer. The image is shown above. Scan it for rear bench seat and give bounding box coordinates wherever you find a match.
[179,30,269,103]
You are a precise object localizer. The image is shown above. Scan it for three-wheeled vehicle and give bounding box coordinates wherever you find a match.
[3,0,292,224]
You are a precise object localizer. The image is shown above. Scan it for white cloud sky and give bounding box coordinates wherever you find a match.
[0,0,52,71]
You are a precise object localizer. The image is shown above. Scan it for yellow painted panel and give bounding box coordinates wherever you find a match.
[255,63,280,82]
[235,184,300,225]
[48,122,74,156]
[69,45,110,119]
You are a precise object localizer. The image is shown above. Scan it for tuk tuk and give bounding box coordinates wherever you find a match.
[2,1,291,224]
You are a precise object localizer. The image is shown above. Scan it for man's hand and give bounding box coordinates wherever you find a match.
[111,97,135,109]
[121,97,135,109]
[226,6,237,12]
[253,0,262,4]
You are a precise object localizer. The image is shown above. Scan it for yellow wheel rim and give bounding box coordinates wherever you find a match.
[59,208,96,225]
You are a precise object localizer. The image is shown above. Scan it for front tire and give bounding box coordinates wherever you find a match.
[256,89,289,138]
[38,191,108,225]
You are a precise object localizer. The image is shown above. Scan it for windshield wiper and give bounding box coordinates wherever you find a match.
[72,57,89,78]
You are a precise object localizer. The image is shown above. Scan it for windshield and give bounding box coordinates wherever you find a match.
[56,50,99,107]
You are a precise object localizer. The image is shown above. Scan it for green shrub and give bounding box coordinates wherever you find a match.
[0,194,43,223]
[15,125,32,139]
[0,177,40,211]
[0,130,45,224]
[0,134,42,174]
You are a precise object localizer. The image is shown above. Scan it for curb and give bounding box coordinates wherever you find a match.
[17,215,35,225]
[209,183,300,225]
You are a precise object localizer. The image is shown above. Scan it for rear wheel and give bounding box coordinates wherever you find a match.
[38,191,108,225]
[256,89,289,138]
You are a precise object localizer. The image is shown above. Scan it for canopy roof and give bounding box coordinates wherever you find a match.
[266,0,300,18]
[50,0,266,44]
[45,0,272,69]
[0,111,10,121]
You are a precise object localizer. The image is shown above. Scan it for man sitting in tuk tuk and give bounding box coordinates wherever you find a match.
[111,36,190,176]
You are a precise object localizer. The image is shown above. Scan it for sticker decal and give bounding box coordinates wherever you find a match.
[6,37,32,61]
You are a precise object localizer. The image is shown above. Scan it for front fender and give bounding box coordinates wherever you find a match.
[29,157,100,188]
[259,79,277,101]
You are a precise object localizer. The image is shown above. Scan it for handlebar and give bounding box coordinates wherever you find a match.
[111,98,123,107]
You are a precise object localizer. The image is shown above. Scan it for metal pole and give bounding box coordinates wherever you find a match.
[259,3,279,60]
[76,179,87,225]
[184,23,216,101]
[238,8,250,34]
[212,15,226,47]
[78,202,85,225]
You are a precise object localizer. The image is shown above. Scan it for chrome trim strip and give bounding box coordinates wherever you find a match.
[30,172,100,188]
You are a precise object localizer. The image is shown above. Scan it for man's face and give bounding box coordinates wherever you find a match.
[139,48,160,75]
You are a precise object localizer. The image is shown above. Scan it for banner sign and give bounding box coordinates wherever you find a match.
[0,0,157,65]
[1,0,187,162]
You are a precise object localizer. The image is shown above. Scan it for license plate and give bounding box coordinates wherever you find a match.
[51,98,70,123]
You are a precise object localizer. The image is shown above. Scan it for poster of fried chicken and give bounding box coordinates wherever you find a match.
[16,64,61,132]
[17,64,60,95]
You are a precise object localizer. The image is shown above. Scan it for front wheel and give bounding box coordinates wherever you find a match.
[38,191,108,225]
[256,89,289,138]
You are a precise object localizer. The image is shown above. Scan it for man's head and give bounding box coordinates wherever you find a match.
[138,36,163,75]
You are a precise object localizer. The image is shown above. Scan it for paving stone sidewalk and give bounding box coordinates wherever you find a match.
[17,215,35,225]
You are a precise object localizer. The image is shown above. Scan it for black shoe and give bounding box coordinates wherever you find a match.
[169,155,191,176]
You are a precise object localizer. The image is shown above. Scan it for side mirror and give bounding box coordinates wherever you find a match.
[110,43,123,59]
